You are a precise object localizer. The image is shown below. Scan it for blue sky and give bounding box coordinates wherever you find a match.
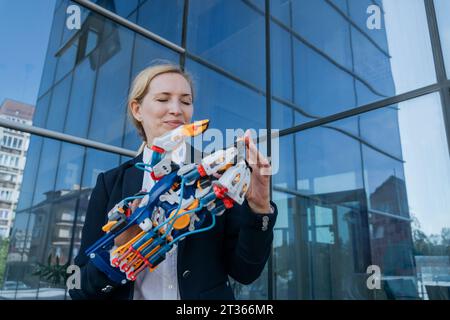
[0,0,56,106]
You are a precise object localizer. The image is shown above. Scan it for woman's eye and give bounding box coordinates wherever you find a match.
[182,101,192,105]
[157,99,168,102]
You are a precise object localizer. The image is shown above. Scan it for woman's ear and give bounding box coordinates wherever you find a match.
[130,99,143,122]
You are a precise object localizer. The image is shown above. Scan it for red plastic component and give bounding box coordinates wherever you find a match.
[136,251,144,260]
[151,145,165,154]
[222,197,234,209]
[197,165,207,177]
[213,184,228,199]
[150,171,162,181]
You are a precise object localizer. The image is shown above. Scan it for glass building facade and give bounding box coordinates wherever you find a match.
[0,0,449,300]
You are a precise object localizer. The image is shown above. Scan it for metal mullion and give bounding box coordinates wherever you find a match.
[279,82,447,137]
[424,0,450,157]
[264,0,273,302]
[0,119,135,157]
[180,0,190,69]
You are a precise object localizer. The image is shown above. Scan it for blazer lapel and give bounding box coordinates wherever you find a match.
[122,152,145,200]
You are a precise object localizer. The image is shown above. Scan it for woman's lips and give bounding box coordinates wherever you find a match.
[164,120,184,128]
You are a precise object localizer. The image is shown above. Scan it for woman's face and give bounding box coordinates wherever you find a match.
[132,72,194,143]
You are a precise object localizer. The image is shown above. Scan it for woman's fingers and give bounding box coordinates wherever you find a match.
[244,130,271,175]
[129,198,143,213]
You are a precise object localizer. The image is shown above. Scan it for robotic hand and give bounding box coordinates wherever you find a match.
[85,120,252,285]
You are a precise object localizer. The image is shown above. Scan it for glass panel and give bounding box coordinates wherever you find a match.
[346,0,389,53]
[0,132,120,299]
[123,34,180,151]
[136,0,184,45]
[187,0,266,91]
[93,0,182,45]
[33,94,50,128]
[292,0,353,69]
[45,74,72,132]
[185,59,266,136]
[32,4,173,147]
[32,139,61,206]
[63,57,97,137]
[273,135,296,190]
[81,148,119,189]
[94,0,139,19]
[271,22,293,103]
[270,0,290,23]
[272,93,450,299]
[37,2,63,98]
[54,40,77,84]
[87,21,134,147]
[55,144,84,191]
[271,0,436,128]
[232,264,269,300]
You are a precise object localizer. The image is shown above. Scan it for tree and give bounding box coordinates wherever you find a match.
[441,228,450,246]
[441,228,450,256]
[32,253,70,287]
[0,238,10,286]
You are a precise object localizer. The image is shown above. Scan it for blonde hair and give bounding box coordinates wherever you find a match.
[127,63,195,154]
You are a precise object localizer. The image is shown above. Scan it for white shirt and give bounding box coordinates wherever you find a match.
[133,143,186,300]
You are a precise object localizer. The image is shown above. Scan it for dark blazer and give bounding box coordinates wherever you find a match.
[69,147,278,300]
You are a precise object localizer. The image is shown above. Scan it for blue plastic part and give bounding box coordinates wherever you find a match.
[140,236,166,257]
[131,230,156,250]
[85,166,222,285]
[150,152,162,166]
[184,169,200,183]
[84,171,180,283]
[89,250,126,284]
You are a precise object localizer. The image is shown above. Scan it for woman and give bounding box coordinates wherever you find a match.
[69,63,278,300]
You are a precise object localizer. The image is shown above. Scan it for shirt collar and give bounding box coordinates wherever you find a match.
[143,144,152,164]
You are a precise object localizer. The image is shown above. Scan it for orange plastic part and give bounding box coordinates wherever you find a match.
[102,221,117,232]
[169,199,200,230]
[181,119,209,136]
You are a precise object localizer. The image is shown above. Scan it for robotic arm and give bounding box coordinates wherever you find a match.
[85,120,252,285]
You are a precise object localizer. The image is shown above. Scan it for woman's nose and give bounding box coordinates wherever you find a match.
[167,100,183,115]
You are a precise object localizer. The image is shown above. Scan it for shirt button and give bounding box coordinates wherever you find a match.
[101,285,113,293]
[183,270,191,279]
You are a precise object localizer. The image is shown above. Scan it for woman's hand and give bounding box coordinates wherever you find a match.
[243,130,273,214]
[114,198,143,247]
